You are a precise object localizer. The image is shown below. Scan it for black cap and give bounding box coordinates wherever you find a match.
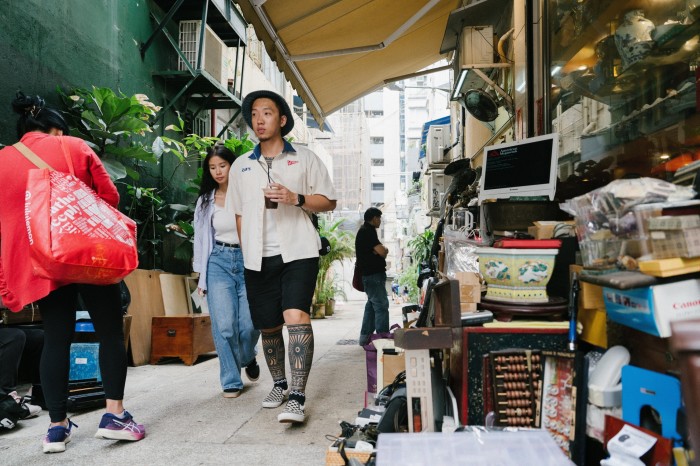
[241,90,294,136]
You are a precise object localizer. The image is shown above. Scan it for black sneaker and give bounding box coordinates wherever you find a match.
[245,360,260,382]
[223,388,241,399]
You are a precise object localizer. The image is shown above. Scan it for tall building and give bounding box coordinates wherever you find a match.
[323,101,369,214]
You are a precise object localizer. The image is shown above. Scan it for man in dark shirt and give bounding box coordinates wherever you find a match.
[355,207,389,346]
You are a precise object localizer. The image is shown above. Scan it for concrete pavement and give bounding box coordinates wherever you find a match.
[0,299,403,465]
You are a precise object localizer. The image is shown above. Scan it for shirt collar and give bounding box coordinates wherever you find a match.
[249,140,296,160]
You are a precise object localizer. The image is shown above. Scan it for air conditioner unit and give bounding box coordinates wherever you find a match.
[460,26,494,67]
[427,124,450,166]
[179,20,225,84]
[457,26,495,93]
[427,170,453,212]
[421,173,432,212]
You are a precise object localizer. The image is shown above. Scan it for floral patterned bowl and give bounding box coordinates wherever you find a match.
[477,247,559,303]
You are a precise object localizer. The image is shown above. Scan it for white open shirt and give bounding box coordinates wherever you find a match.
[228,141,338,271]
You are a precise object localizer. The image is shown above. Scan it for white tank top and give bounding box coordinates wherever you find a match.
[212,204,240,244]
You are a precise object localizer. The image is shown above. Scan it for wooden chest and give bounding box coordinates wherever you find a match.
[150,315,215,365]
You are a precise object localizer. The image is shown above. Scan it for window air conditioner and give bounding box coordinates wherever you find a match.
[178,20,225,84]
[427,170,453,212]
[427,124,450,166]
[421,173,432,212]
[460,26,494,67]
[457,26,495,93]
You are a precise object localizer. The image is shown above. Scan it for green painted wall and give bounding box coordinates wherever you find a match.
[0,0,175,143]
[0,0,201,271]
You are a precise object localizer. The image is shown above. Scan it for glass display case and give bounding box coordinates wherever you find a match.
[548,0,700,199]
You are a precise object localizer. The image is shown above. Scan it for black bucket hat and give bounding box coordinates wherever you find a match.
[242,90,295,136]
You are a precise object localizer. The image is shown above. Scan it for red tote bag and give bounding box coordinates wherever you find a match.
[15,140,138,285]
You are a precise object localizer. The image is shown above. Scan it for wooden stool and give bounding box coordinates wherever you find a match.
[150,315,215,365]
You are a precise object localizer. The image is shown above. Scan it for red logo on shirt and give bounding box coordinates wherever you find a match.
[288,160,299,166]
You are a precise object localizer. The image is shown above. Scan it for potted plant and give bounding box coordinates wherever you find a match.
[323,272,348,316]
[312,217,355,312]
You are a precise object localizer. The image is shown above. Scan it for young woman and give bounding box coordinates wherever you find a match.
[193,144,260,398]
[0,92,145,453]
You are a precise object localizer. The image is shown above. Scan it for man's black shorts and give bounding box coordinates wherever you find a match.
[244,255,319,329]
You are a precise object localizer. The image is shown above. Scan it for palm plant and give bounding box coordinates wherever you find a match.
[398,229,436,303]
[407,229,435,266]
[314,216,355,305]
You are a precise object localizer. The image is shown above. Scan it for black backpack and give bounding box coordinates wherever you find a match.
[0,393,29,430]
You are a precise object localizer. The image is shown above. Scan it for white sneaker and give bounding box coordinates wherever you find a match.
[22,400,42,418]
[8,391,41,419]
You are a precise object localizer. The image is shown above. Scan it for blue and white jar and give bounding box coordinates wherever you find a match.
[614,9,656,70]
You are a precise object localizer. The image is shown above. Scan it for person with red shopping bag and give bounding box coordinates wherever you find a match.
[0,93,145,453]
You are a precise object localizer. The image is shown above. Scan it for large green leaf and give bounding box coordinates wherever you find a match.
[100,155,128,181]
[105,145,156,163]
[109,117,150,134]
[81,110,106,130]
[152,137,165,158]
[88,129,116,144]
[169,203,191,212]
[106,97,133,124]
[124,165,140,181]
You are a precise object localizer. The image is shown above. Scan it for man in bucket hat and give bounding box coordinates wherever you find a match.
[229,90,337,423]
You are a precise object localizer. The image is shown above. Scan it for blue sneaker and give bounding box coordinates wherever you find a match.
[43,419,77,453]
[95,411,145,441]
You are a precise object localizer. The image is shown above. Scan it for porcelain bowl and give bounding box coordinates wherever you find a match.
[477,247,559,303]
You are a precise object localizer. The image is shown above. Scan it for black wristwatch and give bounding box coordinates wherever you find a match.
[295,193,306,207]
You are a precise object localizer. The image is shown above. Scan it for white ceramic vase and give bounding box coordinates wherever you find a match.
[614,9,656,70]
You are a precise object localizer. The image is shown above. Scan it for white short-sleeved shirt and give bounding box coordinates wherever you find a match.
[228,141,337,271]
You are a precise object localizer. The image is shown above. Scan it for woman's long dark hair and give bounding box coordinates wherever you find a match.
[11,92,70,138]
[198,143,236,210]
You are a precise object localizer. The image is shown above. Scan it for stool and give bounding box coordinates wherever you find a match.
[621,365,682,441]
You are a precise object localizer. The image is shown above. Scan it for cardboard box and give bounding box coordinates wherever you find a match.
[570,265,605,309]
[461,302,478,312]
[577,306,607,348]
[528,220,575,239]
[455,271,480,285]
[603,278,700,337]
[459,284,481,303]
[456,272,481,303]
[326,446,372,466]
[649,216,700,258]
[382,350,405,388]
[651,228,700,258]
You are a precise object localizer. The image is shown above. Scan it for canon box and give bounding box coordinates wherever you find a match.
[603,278,700,337]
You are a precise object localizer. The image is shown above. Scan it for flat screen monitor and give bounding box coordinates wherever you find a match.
[478,133,560,203]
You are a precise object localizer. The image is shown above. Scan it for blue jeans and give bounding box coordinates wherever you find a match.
[206,245,260,390]
[359,272,390,346]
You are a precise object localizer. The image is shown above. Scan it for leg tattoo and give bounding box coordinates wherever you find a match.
[287,324,314,402]
[262,328,286,382]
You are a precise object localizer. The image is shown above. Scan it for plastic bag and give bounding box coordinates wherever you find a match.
[22,149,138,285]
